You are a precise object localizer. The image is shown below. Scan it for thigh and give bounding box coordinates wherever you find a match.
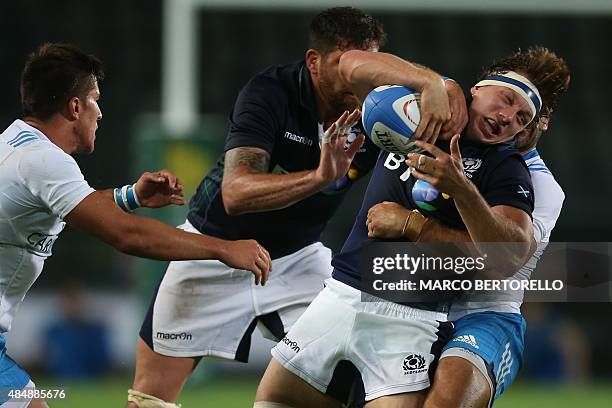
[364,390,426,408]
[441,312,526,403]
[142,258,256,361]
[131,338,200,403]
[258,242,333,329]
[423,356,490,408]
[256,358,341,408]
[349,301,451,403]
[271,283,354,395]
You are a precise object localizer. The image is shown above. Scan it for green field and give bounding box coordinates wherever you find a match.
[38,377,612,407]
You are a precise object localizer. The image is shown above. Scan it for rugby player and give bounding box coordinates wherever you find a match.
[365,48,570,408]
[255,47,569,408]
[0,43,271,408]
[128,6,468,408]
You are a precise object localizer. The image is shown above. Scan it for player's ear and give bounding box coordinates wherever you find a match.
[66,96,80,120]
[469,86,479,97]
[305,49,320,75]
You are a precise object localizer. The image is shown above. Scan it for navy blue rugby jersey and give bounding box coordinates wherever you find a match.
[187,61,379,259]
[332,139,535,293]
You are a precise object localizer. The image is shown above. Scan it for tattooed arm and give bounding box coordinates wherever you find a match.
[222,111,363,215]
[221,147,328,215]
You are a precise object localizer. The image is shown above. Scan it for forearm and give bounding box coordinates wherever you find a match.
[453,182,533,271]
[416,219,472,243]
[454,182,527,243]
[117,214,229,261]
[66,191,229,261]
[222,169,326,215]
[339,50,443,100]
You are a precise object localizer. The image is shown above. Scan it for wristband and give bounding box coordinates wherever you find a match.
[402,210,428,241]
[113,184,141,212]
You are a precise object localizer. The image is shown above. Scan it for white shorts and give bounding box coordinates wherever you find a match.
[140,220,333,361]
[271,278,451,402]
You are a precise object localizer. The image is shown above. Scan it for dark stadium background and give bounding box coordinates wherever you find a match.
[0,1,610,406]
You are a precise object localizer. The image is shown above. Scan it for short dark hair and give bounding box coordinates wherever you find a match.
[21,43,104,120]
[479,46,570,118]
[309,7,387,55]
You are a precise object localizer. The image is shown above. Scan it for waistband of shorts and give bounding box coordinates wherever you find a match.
[325,278,447,322]
[179,219,327,261]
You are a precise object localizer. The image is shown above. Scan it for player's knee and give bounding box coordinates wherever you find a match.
[255,382,288,404]
[423,390,461,408]
[424,356,490,408]
[253,402,296,408]
[127,389,181,408]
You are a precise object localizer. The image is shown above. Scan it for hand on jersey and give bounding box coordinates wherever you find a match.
[222,240,272,285]
[439,79,468,140]
[367,201,428,241]
[133,169,185,208]
[406,134,469,198]
[366,201,412,239]
[412,77,451,144]
[316,109,365,186]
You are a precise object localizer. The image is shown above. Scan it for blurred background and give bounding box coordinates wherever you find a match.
[1,0,611,406]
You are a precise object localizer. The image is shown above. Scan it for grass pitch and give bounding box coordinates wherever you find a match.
[39,377,611,407]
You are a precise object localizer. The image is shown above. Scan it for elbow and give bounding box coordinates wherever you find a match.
[504,232,534,275]
[110,230,140,256]
[105,219,143,256]
[338,50,363,86]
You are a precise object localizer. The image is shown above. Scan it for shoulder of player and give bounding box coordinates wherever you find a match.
[241,62,301,99]
[531,170,565,204]
[17,140,80,177]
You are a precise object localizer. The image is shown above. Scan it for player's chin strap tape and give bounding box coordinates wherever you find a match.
[128,389,182,408]
[253,402,296,408]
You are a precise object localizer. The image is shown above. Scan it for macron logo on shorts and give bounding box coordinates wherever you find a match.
[156,331,193,341]
[451,334,479,349]
[280,336,301,353]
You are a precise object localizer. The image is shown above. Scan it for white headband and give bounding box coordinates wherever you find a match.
[475,71,542,119]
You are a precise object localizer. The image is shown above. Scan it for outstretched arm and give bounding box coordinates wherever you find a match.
[338,50,467,141]
[65,192,271,285]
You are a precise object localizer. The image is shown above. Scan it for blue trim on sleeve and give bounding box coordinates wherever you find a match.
[521,149,539,161]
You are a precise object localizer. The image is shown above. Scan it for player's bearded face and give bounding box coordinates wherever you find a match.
[318,50,360,117]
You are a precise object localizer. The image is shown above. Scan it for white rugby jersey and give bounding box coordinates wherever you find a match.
[449,149,565,319]
[0,119,94,332]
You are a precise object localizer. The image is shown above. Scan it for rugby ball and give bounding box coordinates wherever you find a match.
[362,85,421,154]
